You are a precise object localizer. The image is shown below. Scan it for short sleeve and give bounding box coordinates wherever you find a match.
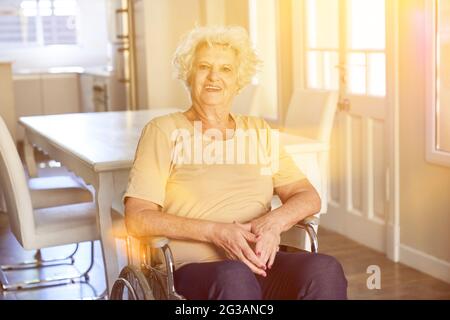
[272,145,307,188]
[123,122,172,207]
[258,119,306,188]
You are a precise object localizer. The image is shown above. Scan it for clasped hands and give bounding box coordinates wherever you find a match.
[211,214,282,277]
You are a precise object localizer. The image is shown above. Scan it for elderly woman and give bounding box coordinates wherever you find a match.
[124,26,347,300]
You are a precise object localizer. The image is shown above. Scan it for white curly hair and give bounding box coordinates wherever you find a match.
[172,25,262,91]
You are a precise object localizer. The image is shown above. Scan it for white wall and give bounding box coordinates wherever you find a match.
[140,0,279,113]
[398,0,450,283]
[143,0,201,109]
[0,0,109,71]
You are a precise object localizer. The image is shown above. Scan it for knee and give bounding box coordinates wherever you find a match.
[307,254,346,281]
[211,260,261,300]
[304,254,348,298]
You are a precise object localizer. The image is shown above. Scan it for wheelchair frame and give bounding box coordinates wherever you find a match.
[110,216,319,300]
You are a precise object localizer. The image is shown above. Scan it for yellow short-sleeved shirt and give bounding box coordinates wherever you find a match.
[123,112,306,269]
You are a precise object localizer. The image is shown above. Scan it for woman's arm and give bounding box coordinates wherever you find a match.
[125,197,215,241]
[252,178,321,235]
[125,197,267,276]
[250,178,321,268]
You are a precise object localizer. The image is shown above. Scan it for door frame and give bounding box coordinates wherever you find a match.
[291,0,400,261]
[384,0,400,262]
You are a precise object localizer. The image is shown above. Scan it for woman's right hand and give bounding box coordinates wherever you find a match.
[209,222,267,277]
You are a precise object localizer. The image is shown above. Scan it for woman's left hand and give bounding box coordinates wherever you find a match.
[241,215,283,269]
[253,229,280,270]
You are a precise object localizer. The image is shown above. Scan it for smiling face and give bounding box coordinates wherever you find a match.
[188,44,240,110]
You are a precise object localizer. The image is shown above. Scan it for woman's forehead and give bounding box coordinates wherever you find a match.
[194,43,238,63]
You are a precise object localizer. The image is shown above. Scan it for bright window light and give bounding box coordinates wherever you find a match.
[348,0,385,50]
[0,0,78,46]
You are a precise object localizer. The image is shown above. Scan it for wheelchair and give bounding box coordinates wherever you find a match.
[110,216,319,300]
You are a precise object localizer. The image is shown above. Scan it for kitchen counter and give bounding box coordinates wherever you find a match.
[13,65,114,77]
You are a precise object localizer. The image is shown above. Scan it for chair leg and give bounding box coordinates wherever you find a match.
[79,241,95,281]
[0,241,95,292]
[1,244,78,271]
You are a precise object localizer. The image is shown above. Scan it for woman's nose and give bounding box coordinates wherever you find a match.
[207,69,219,80]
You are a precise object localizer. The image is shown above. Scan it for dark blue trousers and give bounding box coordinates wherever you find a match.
[174,251,348,300]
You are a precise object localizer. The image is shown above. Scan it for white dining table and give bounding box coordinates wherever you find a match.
[19,109,329,294]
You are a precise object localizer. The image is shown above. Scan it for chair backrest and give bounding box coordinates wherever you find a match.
[284,89,338,143]
[0,115,35,247]
[231,84,260,116]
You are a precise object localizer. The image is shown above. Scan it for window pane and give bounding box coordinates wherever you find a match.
[43,15,76,45]
[307,50,339,90]
[21,0,37,16]
[306,0,339,49]
[53,0,77,16]
[38,0,52,16]
[437,0,450,151]
[307,51,322,89]
[368,53,386,96]
[348,0,385,50]
[348,53,366,95]
[323,51,339,90]
[0,0,78,47]
[1,1,38,44]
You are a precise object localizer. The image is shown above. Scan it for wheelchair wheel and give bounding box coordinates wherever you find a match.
[145,267,170,300]
[110,265,154,300]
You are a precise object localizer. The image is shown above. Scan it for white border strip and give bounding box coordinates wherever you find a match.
[400,244,450,284]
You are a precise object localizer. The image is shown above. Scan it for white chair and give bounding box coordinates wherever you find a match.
[0,116,126,294]
[275,89,338,251]
[282,89,338,143]
[28,175,92,209]
[0,115,94,274]
[231,84,260,116]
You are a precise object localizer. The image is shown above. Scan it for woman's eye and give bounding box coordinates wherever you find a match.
[222,66,232,72]
[198,64,210,70]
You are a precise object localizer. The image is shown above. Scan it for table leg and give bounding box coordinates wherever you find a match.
[23,134,38,177]
[318,151,329,214]
[95,172,119,296]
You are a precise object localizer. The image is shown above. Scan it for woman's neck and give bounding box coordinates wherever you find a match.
[184,104,235,132]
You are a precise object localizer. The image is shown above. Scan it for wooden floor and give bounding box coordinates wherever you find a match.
[1,211,449,300]
[317,228,450,299]
[1,151,449,300]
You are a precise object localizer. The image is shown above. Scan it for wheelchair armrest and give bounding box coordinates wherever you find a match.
[139,236,170,249]
[294,216,319,253]
[136,236,183,300]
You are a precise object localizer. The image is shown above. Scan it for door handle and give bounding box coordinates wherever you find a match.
[117,46,129,53]
[116,34,129,40]
[337,98,351,112]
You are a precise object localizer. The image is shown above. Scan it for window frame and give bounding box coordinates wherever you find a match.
[425,0,450,167]
[0,0,79,49]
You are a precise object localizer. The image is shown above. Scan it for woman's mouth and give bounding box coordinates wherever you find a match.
[204,85,222,92]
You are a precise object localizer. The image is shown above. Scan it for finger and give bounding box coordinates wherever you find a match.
[268,249,277,270]
[234,221,253,233]
[243,231,259,243]
[254,239,263,257]
[224,250,236,261]
[254,236,272,265]
[239,253,267,277]
[261,247,271,266]
[242,245,266,270]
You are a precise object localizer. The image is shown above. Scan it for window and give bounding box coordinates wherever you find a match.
[0,0,78,47]
[304,0,386,97]
[426,0,450,166]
